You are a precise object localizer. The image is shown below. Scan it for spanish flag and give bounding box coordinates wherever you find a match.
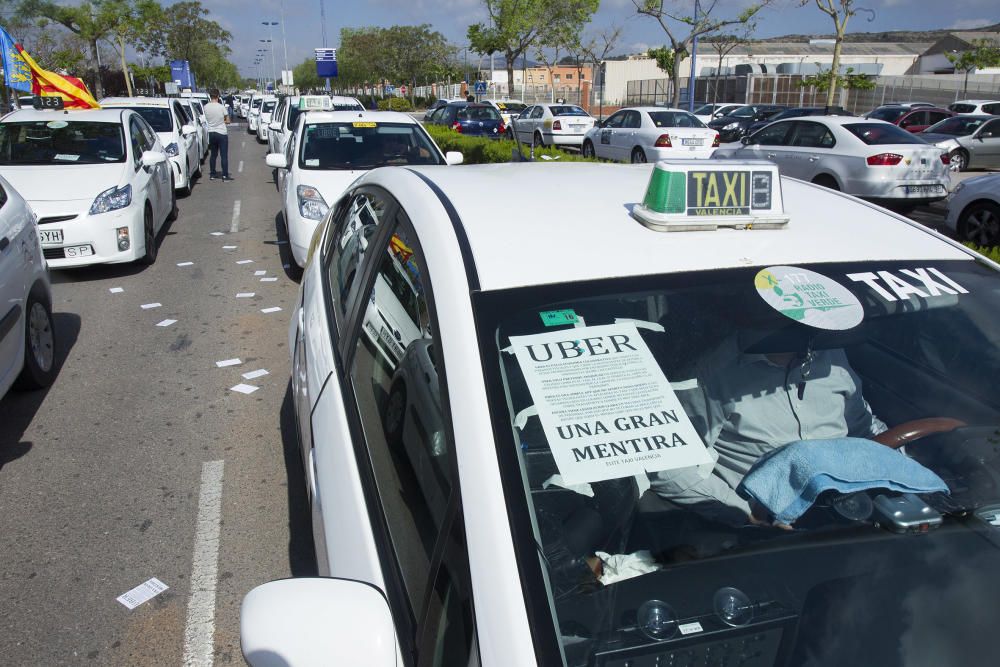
[15,43,99,109]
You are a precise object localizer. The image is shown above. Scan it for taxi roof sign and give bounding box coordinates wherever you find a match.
[632,160,789,232]
[299,96,332,111]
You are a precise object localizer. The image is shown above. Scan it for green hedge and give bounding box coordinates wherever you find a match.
[962,242,1000,262]
[376,97,413,112]
[424,123,599,164]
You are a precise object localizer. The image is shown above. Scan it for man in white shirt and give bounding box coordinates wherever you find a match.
[204,88,232,181]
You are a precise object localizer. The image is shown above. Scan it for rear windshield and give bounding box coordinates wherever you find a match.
[262,101,276,113]
[949,103,977,113]
[843,122,925,145]
[550,105,589,117]
[924,116,989,136]
[0,120,125,164]
[868,107,908,123]
[252,98,262,108]
[458,106,501,121]
[333,103,364,111]
[131,107,173,133]
[647,111,705,128]
[299,122,442,169]
[729,106,756,118]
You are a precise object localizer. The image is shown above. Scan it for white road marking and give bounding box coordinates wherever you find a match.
[241,141,245,149]
[238,160,244,173]
[182,460,224,667]
[230,199,241,233]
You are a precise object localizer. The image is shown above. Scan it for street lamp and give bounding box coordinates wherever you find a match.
[259,38,275,90]
[263,20,288,84]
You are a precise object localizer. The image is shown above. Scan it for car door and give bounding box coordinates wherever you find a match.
[270,99,286,153]
[611,110,642,161]
[137,117,170,224]
[0,183,24,386]
[898,110,929,134]
[781,120,837,180]
[970,119,1000,168]
[513,106,532,141]
[596,110,627,160]
[127,116,158,223]
[173,101,198,178]
[737,120,793,170]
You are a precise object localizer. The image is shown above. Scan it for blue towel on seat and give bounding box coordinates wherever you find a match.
[737,437,949,524]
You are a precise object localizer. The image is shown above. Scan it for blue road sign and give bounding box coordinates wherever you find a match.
[474,80,487,94]
[315,48,338,78]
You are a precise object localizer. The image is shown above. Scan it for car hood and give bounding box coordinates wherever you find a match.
[709,115,748,128]
[1,163,126,202]
[299,170,368,203]
[918,133,961,146]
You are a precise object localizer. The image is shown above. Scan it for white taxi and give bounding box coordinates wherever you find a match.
[0,107,175,267]
[265,110,460,268]
[0,174,55,399]
[255,96,278,144]
[582,107,720,163]
[243,158,1000,666]
[512,103,597,148]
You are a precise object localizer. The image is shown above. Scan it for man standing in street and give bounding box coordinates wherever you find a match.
[204,88,233,181]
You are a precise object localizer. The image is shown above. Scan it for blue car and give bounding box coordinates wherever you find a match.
[428,102,505,139]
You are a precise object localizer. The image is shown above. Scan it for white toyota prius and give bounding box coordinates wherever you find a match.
[266,110,461,268]
[243,159,1000,667]
[0,107,175,268]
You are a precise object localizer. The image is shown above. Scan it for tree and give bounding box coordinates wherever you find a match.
[97,0,164,96]
[705,32,749,105]
[633,0,775,107]
[381,25,451,105]
[796,65,875,104]
[143,1,231,85]
[292,57,322,92]
[946,38,1000,96]
[798,0,875,106]
[19,0,112,97]
[580,23,623,119]
[468,0,598,94]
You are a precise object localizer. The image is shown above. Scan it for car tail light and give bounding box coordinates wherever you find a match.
[940,153,951,165]
[866,153,903,166]
[499,121,506,134]
[654,134,672,148]
[712,134,720,147]
[451,121,462,133]
[552,120,562,130]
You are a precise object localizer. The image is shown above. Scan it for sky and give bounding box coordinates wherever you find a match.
[202,0,999,79]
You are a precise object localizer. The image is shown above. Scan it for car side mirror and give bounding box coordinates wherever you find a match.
[265,153,288,169]
[241,578,396,667]
[740,136,750,145]
[269,122,281,131]
[181,124,196,137]
[445,151,464,165]
[141,150,167,167]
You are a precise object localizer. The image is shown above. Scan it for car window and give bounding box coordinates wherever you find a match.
[899,111,927,128]
[746,121,792,146]
[925,116,988,136]
[530,106,544,119]
[262,100,276,113]
[869,107,907,123]
[457,106,500,122]
[647,111,704,128]
[979,119,1000,139]
[622,110,641,129]
[928,111,951,125]
[604,111,627,129]
[983,103,1000,115]
[128,118,147,167]
[550,105,588,117]
[0,120,126,165]
[325,191,392,330]
[348,214,470,653]
[130,107,173,132]
[843,122,925,145]
[949,103,977,113]
[730,106,755,118]
[137,116,158,151]
[788,121,836,148]
[299,122,443,170]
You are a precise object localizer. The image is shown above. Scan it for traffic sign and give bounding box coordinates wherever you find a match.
[385,85,395,94]
[400,84,407,95]
[474,81,487,94]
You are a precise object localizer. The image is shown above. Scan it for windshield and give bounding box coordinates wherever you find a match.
[647,111,706,128]
[868,107,908,123]
[729,106,756,118]
[924,116,988,136]
[949,103,977,113]
[475,258,1000,666]
[550,105,589,117]
[843,122,925,145]
[692,104,717,115]
[130,107,172,132]
[252,98,262,109]
[0,120,125,164]
[458,106,501,122]
[299,121,443,169]
[262,101,276,113]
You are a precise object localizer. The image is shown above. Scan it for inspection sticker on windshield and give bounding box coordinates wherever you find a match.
[756,266,863,330]
[46,120,68,129]
[352,121,377,128]
[509,322,712,486]
[539,309,578,327]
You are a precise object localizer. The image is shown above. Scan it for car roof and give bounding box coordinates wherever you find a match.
[101,96,173,107]
[3,108,128,123]
[394,163,969,292]
[953,99,999,104]
[301,110,416,125]
[626,107,694,113]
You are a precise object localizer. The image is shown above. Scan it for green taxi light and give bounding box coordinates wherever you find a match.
[642,165,686,215]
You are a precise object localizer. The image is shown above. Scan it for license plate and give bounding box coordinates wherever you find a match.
[682,138,703,146]
[378,326,402,358]
[64,245,93,258]
[39,229,63,245]
[904,185,940,195]
[570,124,586,132]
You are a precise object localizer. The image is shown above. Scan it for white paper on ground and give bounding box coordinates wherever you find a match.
[260,306,282,314]
[254,270,266,276]
[116,577,169,610]
[108,287,124,294]
[176,261,194,267]
[140,303,161,309]
[236,292,255,298]
[242,369,269,380]
[260,277,277,282]
[210,232,225,236]
[215,358,242,367]
[230,383,259,394]
[596,550,660,586]
[156,319,177,327]
[236,259,253,265]
[222,245,237,249]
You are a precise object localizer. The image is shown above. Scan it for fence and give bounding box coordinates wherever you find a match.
[626,73,1000,114]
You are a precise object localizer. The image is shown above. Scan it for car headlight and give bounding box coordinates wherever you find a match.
[297,185,329,221]
[89,184,132,215]
[723,122,740,130]
[164,142,179,157]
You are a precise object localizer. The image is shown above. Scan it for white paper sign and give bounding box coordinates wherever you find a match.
[215,358,242,368]
[236,292,255,298]
[260,277,277,282]
[156,319,177,327]
[260,306,282,314]
[140,303,161,310]
[254,270,266,276]
[508,323,711,486]
[117,577,168,610]
[108,287,124,294]
[230,383,259,394]
[210,232,225,236]
[236,260,253,265]
[176,261,194,267]
[242,369,269,380]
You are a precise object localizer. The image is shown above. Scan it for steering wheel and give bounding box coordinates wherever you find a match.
[872,418,967,449]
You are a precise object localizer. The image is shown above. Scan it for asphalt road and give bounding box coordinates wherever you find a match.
[0,125,314,666]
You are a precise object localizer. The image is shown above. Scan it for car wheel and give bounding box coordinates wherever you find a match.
[139,205,157,265]
[950,149,969,172]
[582,140,595,159]
[631,147,647,164]
[958,201,1000,246]
[166,176,178,221]
[533,131,544,148]
[812,175,840,191]
[15,289,56,390]
[383,383,407,445]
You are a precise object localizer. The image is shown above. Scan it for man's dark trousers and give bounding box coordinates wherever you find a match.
[209,132,229,177]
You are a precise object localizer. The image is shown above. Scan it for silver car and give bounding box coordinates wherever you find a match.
[719,116,951,206]
[919,115,1000,172]
[945,173,1000,245]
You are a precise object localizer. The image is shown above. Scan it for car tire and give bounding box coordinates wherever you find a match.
[950,149,969,172]
[533,131,544,148]
[958,201,1000,246]
[631,147,647,164]
[582,140,595,159]
[139,205,157,265]
[812,175,840,191]
[14,289,56,390]
[166,177,179,221]
[383,383,407,445]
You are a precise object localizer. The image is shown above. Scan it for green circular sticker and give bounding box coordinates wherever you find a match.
[755,266,863,330]
[46,120,68,129]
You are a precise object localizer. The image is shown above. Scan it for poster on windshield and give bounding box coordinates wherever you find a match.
[509,322,712,485]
